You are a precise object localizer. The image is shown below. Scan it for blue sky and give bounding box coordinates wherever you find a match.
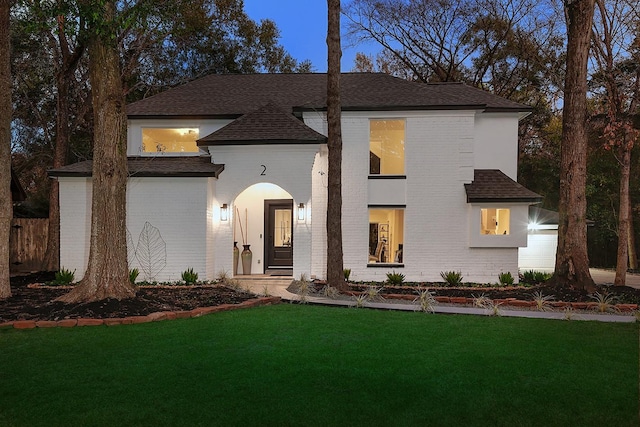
[242,0,379,72]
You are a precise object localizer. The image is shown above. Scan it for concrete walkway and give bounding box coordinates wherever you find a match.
[590,268,640,288]
[236,273,637,323]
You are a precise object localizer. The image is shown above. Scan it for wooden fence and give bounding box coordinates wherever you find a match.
[9,218,49,273]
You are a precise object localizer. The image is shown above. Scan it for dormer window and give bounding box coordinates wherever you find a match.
[142,128,199,153]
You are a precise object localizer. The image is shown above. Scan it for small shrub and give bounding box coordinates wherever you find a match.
[413,289,437,313]
[216,269,230,283]
[498,272,514,286]
[343,268,351,281]
[520,270,552,285]
[531,291,554,312]
[386,271,405,286]
[52,268,75,286]
[589,291,619,313]
[181,268,199,285]
[440,270,463,286]
[129,268,140,285]
[534,271,552,283]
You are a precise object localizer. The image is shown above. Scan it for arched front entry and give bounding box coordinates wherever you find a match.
[234,183,294,276]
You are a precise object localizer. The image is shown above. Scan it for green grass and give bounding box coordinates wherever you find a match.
[0,304,637,426]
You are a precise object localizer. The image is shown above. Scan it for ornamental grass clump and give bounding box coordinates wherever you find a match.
[440,270,463,286]
[589,291,619,313]
[363,285,385,302]
[352,293,368,308]
[321,285,340,299]
[472,293,491,309]
[531,291,554,312]
[413,289,438,313]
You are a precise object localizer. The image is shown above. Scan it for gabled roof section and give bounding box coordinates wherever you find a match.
[126,73,532,118]
[48,156,224,178]
[197,102,327,146]
[465,170,542,203]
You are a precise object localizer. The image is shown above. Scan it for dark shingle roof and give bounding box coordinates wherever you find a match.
[197,102,327,146]
[465,170,542,203]
[126,73,531,118]
[48,156,224,178]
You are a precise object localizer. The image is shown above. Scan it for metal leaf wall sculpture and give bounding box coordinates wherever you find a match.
[126,228,136,268]
[135,222,167,281]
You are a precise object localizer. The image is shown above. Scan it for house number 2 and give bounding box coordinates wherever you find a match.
[260,165,266,176]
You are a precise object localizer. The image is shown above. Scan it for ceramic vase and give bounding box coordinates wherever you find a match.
[241,244,252,275]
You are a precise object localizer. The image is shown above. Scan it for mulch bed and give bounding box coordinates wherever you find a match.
[1,272,259,323]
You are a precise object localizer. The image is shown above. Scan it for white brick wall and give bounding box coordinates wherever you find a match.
[59,109,524,285]
[59,176,214,282]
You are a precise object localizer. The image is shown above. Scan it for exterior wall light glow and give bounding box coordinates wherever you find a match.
[298,203,305,221]
[220,204,228,221]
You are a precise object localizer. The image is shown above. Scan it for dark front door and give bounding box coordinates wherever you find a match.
[265,199,293,271]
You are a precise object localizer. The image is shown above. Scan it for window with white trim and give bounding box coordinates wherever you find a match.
[480,208,510,235]
[368,208,404,263]
[142,128,199,153]
[369,120,405,175]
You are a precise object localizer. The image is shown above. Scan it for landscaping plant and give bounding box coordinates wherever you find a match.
[51,268,75,286]
[181,268,199,285]
[589,292,619,313]
[343,268,351,281]
[531,291,555,312]
[386,271,405,286]
[413,289,438,313]
[129,268,140,285]
[440,270,463,286]
[498,271,514,286]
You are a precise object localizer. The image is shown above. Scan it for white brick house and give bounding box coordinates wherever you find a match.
[50,73,542,284]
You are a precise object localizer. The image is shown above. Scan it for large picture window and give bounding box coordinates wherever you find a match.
[368,208,404,264]
[481,208,510,235]
[369,120,405,175]
[142,128,199,153]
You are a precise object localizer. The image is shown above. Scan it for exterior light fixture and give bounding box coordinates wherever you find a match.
[220,204,228,221]
[298,203,305,221]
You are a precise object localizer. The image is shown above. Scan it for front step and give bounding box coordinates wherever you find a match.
[233,276,295,297]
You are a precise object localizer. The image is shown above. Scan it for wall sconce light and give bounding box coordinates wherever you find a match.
[297,203,305,221]
[220,203,228,221]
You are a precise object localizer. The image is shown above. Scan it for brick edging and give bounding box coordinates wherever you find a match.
[0,296,281,330]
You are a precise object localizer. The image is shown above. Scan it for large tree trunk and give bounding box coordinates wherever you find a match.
[0,0,12,299]
[628,202,637,270]
[614,146,631,285]
[554,0,596,291]
[326,0,346,291]
[58,1,134,303]
[43,15,85,272]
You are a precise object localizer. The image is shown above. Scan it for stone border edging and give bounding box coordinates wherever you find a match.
[0,296,281,330]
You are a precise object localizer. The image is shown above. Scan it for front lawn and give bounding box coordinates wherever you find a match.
[0,304,637,426]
